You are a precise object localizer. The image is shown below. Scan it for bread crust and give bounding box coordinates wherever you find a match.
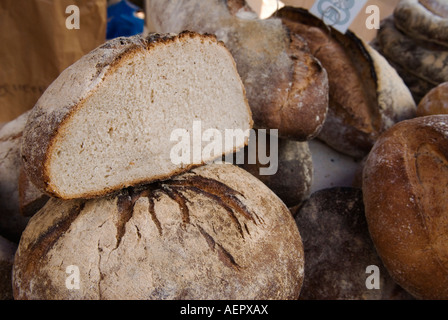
[377,17,448,86]
[394,0,448,48]
[295,187,414,300]
[148,0,329,140]
[362,115,448,299]
[21,32,252,200]
[417,82,448,116]
[277,7,416,158]
[13,164,304,300]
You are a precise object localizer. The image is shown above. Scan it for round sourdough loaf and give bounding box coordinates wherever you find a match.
[362,115,448,299]
[12,163,304,300]
[294,187,413,300]
[394,0,448,48]
[417,82,448,116]
[148,0,329,141]
[277,7,416,158]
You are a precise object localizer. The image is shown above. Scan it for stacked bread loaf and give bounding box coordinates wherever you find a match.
[372,0,448,104]
[6,31,305,300]
[2,0,446,301]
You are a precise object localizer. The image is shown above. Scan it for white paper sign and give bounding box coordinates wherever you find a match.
[309,0,369,34]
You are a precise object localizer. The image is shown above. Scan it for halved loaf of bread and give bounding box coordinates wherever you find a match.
[21,32,253,200]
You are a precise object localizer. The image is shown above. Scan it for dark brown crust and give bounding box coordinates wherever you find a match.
[21,31,251,200]
[417,82,448,116]
[277,7,381,157]
[363,115,448,299]
[275,33,329,140]
[295,187,414,300]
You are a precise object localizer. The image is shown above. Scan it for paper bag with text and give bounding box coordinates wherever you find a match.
[0,0,107,123]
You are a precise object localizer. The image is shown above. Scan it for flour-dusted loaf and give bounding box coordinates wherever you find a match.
[13,163,304,300]
[363,115,448,299]
[0,111,33,242]
[376,17,448,90]
[21,32,253,200]
[237,132,313,208]
[148,0,329,141]
[417,82,448,116]
[294,187,413,300]
[394,0,448,48]
[277,7,416,158]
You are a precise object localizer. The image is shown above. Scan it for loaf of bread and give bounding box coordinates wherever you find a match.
[394,0,448,48]
[148,0,329,141]
[417,82,448,116]
[0,111,32,242]
[376,17,448,90]
[13,163,304,300]
[277,7,416,158]
[294,187,414,300]
[237,131,313,208]
[372,1,448,105]
[0,235,17,300]
[21,32,253,200]
[362,115,448,299]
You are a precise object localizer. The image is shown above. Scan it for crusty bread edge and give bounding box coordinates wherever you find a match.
[22,31,253,200]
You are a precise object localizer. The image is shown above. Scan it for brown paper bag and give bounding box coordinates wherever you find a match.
[0,0,107,122]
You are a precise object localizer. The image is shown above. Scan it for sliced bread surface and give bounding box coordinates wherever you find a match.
[21,32,253,199]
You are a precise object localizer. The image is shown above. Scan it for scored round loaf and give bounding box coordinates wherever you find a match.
[394,0,448,48]
[148,0,329,141]
[294,187,413,300]
[277,7,416,158]
[417,82,448,116]
[237,132,313,208]
[13,163,305,300]
[362,115,448,299]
